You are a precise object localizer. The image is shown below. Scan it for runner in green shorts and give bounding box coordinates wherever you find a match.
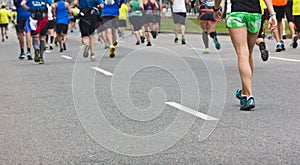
[214,0,277,111]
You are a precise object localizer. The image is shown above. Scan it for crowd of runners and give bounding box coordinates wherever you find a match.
[0,0,299,110]
[0,0,298,61]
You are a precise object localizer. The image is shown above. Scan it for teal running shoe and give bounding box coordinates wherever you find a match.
[240,97,255,111]
[236,89,246,105]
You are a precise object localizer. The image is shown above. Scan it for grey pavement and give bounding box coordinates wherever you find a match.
[1,29,300,164]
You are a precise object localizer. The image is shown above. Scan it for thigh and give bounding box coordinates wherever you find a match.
[229,27,249,56]
[17,19,26,33]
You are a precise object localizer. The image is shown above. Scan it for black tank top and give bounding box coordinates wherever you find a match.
[144,0,155,14]
[231,0,261,13]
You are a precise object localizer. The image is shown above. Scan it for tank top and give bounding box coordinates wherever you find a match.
[56,1,69,25]
[272,0,287,6]
[143,0,155,15]
[293,0,300,15]
[230,0,261,13]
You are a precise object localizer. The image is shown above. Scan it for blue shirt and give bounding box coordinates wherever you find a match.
[26,0,53,11]
[102,0,125,16]
[15,0,30,20]
[56,1,69,24]
[78,0,103,9]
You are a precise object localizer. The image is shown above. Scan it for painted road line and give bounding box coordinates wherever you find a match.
[61,55,73,60]
[165,102,219,121]
[91,67,113,76]
[270,57,300,63]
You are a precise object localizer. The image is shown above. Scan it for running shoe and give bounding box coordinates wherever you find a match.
[26,52,33,60]
[109,45,115,58]
[280,40,285,51]
[136,41,140,45]
[60,48,63,52]
[113,42,118,46]
[235,89,247,105]
[174,37,178,43]
[240,97,255,111]
[213,37,221,50]
[5,35,8,39]
[45,44,48,49]
[141,36,145,43]
[203,48,210,54]
[18,53,25,59]
[49,44,53,50]
[63,43,66,50]
[54,37,58,47]
[83,45,89,58]
[2,38,4,42]
[146,42,152,46]
[151,31,157,39]
[118,30,122,37]
[258,42,269,62]
[181,37,186,45]
[34,49,40,62]
[90,53,96,61]
[291,36,298,48]
[282,34,287,39]
[39,57,44,64]
[275,43,282,52]
[104,44,109,49]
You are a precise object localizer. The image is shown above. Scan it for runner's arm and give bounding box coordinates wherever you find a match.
[66,2,72,14]
[263,0,277,32]
[51,3,57,20]
[21,0,30,11]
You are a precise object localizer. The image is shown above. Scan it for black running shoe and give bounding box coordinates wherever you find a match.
[174,37,178,43]
[146,42,151,46]
[140,36,145,43]
[292,36,298,48]
[259,42,269,62]
[63,43,66,50]
[151,31,157,39]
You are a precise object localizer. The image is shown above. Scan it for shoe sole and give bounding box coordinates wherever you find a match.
[240,104,255,111]
[292,36,298,48]
[261,49,269,62]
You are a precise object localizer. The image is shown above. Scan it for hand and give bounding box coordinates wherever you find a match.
[268,15,277,33]
[213,10,222,22]
[99,4,104,8]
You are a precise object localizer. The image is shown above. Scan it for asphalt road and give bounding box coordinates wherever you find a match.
[1,28,300,164]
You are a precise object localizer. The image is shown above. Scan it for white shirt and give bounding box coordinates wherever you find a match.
[172,0,186,13]
[47,4,53,20]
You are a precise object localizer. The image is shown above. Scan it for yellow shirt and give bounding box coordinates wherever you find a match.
[119,3,128,20]
[293,0,300,15]
[72,8,77,16]
[10,11,17,21]
[259,0,267,14]
[0,8,10,24]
